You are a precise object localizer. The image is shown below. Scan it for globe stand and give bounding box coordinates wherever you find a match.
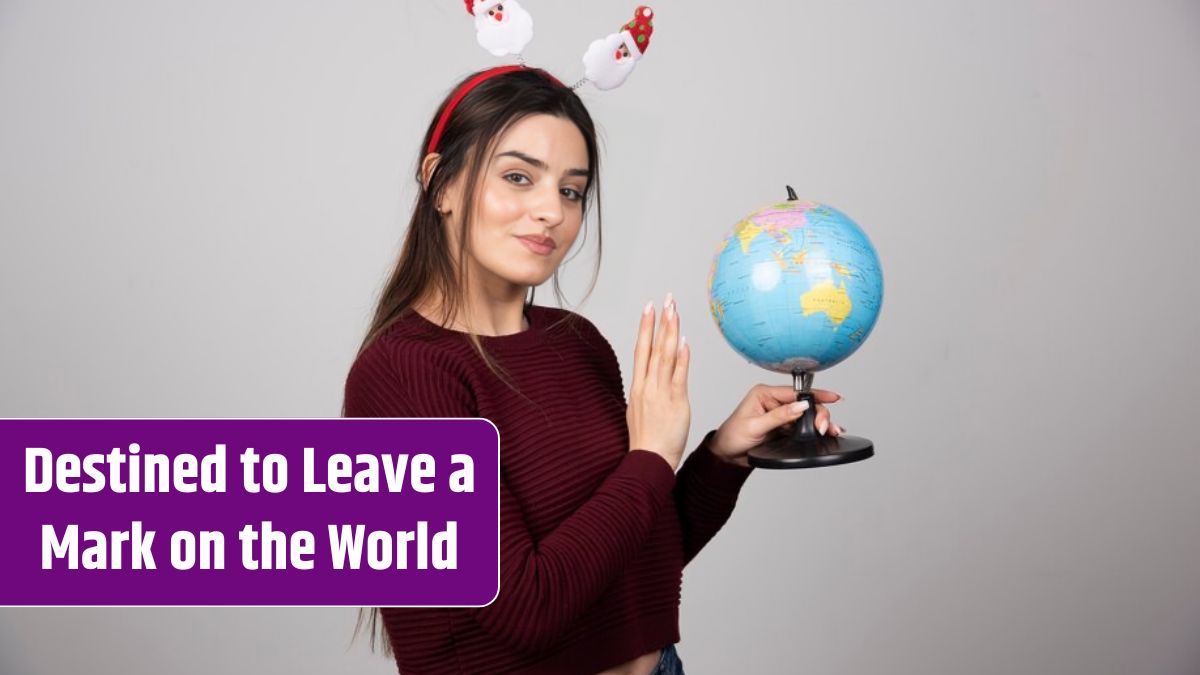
[747,369,874,469]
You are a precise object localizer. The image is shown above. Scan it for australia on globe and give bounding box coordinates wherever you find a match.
[708,192,884,375]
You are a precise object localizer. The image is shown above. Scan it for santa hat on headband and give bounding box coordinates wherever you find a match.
[619,6,654,59]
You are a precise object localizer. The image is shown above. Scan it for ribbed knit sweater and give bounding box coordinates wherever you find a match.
[342,303,754,675]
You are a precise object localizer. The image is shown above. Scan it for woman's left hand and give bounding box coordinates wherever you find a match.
[709,385,844,467]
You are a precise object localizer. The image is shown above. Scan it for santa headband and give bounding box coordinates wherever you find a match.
[428,3,656,154]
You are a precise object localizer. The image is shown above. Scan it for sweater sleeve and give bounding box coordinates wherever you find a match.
[673,429,754,566]
[342,335,678,654]
[481,450,675,653]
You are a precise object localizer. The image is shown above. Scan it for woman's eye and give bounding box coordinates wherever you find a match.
[505,173,582,202]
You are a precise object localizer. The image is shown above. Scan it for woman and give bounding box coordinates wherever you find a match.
[343,66,842,675]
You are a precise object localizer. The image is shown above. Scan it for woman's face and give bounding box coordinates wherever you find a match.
[442,114,590,292]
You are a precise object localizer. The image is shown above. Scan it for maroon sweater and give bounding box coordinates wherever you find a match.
[342,304,754,675]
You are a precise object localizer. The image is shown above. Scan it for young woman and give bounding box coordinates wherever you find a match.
[343,66,843,675]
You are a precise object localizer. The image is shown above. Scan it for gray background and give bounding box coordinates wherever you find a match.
[2,0,1198,673]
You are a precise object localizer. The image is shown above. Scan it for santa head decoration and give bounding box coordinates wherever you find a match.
[459,2,656,91]
[466,0,534,56]
[428,4,657,155]
[582,6,655,91]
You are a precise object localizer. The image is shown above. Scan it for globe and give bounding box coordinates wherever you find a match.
[707,188,883,469]
[708,192,884,375]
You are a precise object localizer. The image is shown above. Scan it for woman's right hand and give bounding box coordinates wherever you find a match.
[627,293,691,471]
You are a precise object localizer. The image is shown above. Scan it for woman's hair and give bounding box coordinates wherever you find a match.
[347,67,604,656]
[352,67,603,368]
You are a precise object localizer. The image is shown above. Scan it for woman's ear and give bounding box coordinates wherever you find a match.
[420,152,441,191]
[422,152,455,215]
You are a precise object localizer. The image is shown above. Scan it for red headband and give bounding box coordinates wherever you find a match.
[426,65,566,156]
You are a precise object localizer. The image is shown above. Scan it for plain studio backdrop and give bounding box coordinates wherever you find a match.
[2,0,1198,673]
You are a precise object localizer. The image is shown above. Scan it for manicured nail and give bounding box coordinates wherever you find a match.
[817,418,829,435]
[643,300,653,315]
[789,401,810,414]
[678,335,687,352]
[665,293,675,319]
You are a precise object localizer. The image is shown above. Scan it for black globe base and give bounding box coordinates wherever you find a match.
[747,433,874,469]
[745,378,875,469]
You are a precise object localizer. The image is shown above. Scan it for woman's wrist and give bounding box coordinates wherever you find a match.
[699,429,754,471]
[705,428,738,465]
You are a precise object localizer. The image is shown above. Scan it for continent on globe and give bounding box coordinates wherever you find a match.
[800,281,853,326]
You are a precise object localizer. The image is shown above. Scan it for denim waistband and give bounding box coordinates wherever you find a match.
[649,643,684,675]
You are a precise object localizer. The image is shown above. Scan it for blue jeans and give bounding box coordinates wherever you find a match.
[649,643,684,675]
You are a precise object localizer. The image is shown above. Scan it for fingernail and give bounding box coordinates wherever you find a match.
[678,335,687,352]
[643,300,653,315]
[817,418,829,435]
[788,401,809,414]
[665,297,675,319]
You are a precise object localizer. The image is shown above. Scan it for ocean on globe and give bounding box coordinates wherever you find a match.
[707,197,883,374]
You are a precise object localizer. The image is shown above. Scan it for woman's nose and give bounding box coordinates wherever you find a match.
[531,185,565,227]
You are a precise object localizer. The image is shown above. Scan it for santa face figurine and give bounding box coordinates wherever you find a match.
[582,6,654,91]
[467,0,534,56]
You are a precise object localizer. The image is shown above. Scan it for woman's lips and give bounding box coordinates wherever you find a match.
[516,235,556,256]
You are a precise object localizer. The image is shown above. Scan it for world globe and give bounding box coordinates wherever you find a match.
[707,187,883,469]
[708,191,884,374]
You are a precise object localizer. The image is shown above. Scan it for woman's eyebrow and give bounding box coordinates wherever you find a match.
[495,150,589,177]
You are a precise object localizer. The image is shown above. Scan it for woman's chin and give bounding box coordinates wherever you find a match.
[501,263,558,288]
[524,272,557,288]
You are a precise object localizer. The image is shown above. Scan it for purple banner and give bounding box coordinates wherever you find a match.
[0,418,499,606]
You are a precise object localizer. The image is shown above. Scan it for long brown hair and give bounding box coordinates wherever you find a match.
[348,68,605,656]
